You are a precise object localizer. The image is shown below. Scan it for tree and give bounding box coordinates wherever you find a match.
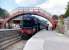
[64,2,69,18]
[52,15,58,20]
[0,8,9,19]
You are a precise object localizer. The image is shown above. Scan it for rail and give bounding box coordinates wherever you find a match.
[0,29,21,50]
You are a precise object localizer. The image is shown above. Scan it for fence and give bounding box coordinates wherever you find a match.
[64,17,69,36]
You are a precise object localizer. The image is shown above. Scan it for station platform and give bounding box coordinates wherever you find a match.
[24,29,69,50]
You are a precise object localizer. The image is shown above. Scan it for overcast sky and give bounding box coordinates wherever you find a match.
[37,0,69,15]
[0,0,69,15]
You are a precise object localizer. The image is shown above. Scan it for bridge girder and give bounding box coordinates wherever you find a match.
[3,7,55,28]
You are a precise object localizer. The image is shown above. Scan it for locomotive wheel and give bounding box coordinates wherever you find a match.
[21,34,32,40]
[18,31,31,40]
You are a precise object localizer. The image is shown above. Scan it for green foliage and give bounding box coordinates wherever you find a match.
[0,8,9,18]
[64,2,69,18]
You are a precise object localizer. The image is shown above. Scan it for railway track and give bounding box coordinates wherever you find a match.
[5,40,27,50]
[0,29,21,50]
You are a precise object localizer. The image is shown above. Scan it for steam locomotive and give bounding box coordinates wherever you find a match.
[19,14,41,40]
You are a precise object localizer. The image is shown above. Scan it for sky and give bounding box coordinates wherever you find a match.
[0,0,69,15]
